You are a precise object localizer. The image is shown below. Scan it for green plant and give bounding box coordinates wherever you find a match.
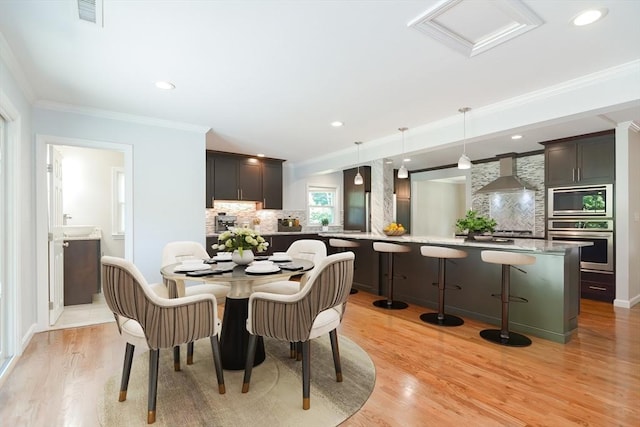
[217,228,269,254]
[320,217,329,226]
[455,210,497,234]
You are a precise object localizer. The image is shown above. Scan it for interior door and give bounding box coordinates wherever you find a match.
[48,146,65,325]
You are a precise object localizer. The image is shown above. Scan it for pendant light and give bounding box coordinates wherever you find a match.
[397,127,409,179]
[457,107,471,170]
[354,141,364,185]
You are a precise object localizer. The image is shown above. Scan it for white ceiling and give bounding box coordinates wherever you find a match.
[0,0,638,173]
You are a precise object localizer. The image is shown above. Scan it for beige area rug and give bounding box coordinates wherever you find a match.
[98,335,375,426]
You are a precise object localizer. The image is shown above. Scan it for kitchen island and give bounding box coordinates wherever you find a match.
[321,232,589,343]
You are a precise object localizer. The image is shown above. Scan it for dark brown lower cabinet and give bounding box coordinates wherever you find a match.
[64,239,101,306]
[581,271,615,302]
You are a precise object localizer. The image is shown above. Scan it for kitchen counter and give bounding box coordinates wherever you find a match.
[319,232,589,253]
[320,232,588,344]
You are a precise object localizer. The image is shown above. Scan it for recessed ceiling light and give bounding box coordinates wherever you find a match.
[257,153,265,157]
[572,8,607,26]
[403,158,411,162]
[331,121,344,127]
[385,160,393,164]
[155,81,175,90]
[511,134,523,140]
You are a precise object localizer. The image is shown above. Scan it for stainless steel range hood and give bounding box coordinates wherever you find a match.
[476,154,537,193]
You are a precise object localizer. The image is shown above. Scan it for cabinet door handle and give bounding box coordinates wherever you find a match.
[237,188,240,199]
[588,285,607,291]
[572,168,576,182]
[577,168,581,181]
[263,198,267,208]
[240,189,243,199]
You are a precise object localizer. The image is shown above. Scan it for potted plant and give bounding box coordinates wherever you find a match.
[455,210,497,240]
[320,217,329,232]
[216,228,269,265]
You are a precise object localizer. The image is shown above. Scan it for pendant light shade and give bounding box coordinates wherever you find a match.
[457,107,472,170]
[398,127,408,179]
[354,141,363,185]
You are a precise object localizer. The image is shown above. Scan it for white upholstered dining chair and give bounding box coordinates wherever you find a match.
[101,256,225,424]
[161,241,230,368]
[252,239,327,294]
[242,251,354,410]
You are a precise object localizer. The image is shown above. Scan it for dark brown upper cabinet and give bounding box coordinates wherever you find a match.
[542,130,615,187]
[206,150,283,207]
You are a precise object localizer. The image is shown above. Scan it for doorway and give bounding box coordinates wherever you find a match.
[35,135,133,331]
[411,168,471,237]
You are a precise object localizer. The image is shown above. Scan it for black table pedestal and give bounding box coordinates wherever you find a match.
[219,297,265,370]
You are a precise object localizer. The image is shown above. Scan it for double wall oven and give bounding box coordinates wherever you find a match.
[547,184,615,301]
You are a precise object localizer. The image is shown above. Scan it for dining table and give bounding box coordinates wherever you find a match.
[160,257,314,370]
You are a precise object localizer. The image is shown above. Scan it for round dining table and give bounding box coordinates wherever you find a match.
[160,258,314,370]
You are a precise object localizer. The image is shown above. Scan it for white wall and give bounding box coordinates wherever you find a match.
[413,180,465,236]
[57,145,125,258]
[0,47,36,357]
[33,107,207,287]
[411,167,470,236]
[615,122,640,308]
[283,163,342,216]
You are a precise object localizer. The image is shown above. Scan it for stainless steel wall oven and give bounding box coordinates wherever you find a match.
[547,219,614,272]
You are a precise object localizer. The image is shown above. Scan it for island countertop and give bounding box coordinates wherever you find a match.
[319,232,591,253]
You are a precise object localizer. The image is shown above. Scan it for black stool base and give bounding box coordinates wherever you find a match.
[420,312,464,327]
[480,329,531,347]
[373,299,408,310]
[350,288,359,294]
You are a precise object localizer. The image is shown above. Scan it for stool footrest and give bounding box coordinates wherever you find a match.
[420,312,464,327]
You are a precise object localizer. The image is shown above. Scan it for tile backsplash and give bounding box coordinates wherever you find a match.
[206,201,337,235]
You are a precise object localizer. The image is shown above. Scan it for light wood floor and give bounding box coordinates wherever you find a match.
[1,291,638,426]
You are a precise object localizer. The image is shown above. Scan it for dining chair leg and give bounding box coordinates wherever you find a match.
[289,342,296,359]
[173,346,181,371]
[242,334,258,393]
[119,343,135,402]
[296,342,303,361]
[329,330,343,382]
[187,342,194,365]
[209,335,226,394]
[301,340,311,410]
[148,349,160,424]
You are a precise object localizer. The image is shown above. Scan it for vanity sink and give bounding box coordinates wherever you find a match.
[63,225,101,239]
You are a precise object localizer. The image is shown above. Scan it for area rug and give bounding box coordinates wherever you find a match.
[98,335,375,426]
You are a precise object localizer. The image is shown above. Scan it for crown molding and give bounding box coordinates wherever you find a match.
[630,121,640,133]
[34,100,210,134]
[0,31,35,103]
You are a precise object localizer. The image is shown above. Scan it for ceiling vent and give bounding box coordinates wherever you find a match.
[408,0,543,57]
[76,0,103,26]
[476,154,537,194]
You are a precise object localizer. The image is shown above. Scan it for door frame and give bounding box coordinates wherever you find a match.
[35,134,133,332]
[0,90,20,380]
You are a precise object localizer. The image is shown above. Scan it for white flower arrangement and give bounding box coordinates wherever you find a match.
[217,228,269,254]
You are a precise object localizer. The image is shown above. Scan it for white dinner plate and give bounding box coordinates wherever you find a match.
[268,255,292,262]
[245,265,281,274]
[212,254,233,262]
[173,263,212,273]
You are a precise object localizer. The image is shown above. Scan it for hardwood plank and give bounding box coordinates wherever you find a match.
[0,292,638,426]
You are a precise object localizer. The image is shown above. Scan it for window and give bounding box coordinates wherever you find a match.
[307,186,338,225]
[111,167,125,237]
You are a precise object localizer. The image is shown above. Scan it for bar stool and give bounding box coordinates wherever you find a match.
[480,250,536,347]
[372,242,411,310]
[419,246,468,326]
[329,238,361,294]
